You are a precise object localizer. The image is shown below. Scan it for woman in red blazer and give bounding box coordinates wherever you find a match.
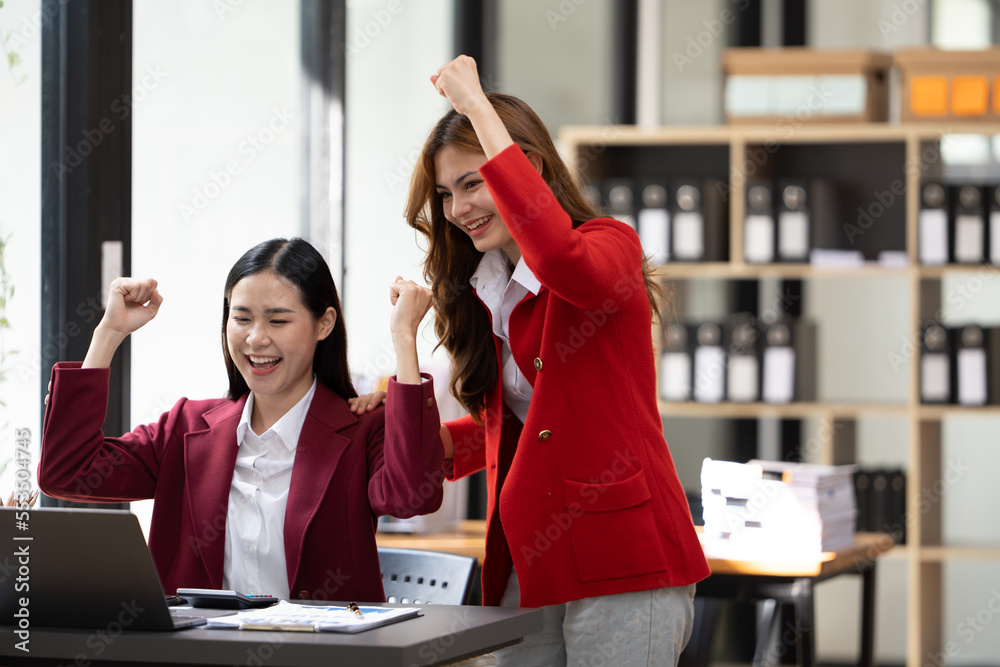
[403,58,710,665]
[38,238,444,602]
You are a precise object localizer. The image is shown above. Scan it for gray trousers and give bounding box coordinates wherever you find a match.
[462,570,696,667]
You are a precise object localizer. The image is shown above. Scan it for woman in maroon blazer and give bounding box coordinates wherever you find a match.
[38,238,444,602]
[403,58,710,665]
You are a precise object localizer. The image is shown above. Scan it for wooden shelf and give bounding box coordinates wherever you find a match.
[917,264,1000,278]
[653,263,912,280]
[559,122,1000,667]
[658,401,909,419]
[920,546,1000,561]
[917,405,1000,419]
[560,122,1000,149]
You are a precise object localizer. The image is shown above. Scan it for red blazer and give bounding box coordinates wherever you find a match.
[445,146,710,608]
[38,362,444,601]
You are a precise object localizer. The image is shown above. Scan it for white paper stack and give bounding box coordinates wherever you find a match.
[700,458,856,560]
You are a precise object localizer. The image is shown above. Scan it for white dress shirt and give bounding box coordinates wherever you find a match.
[223,378,317,598]
[470,249,540,424]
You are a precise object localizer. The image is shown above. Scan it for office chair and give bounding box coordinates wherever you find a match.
[377,547,478,605]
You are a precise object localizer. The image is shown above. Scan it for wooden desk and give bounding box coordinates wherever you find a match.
[0,604,543,667]
[377,522,895,667]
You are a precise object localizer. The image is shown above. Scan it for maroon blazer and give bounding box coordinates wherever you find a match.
[39,362,444,601]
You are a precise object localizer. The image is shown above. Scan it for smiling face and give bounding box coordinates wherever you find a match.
[225,271,335,414]
[434,144,521,263]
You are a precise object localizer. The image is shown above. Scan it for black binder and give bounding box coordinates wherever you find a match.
[724,314,761,403]
[886,469,906,544]
[854,469,872,533]
[918,182,949,265]
[693,322,726,403]
[761,317,817,403]
[952,185,986,264]
[954,324,989,406]
[744,179,775,264]
[989,185,1000,265]
[920,323,951,404]
[659,322,693,401]
[604,179,636,230]
[637,181,670,264]
[670,180,705,262]
[776,179,810,262]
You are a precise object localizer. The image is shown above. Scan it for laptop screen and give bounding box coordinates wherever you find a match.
[0,507,181,631]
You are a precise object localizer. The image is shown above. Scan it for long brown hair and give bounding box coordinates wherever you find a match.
[405,92,660,419]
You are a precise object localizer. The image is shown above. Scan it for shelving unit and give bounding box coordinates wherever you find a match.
[560,122,1000,667]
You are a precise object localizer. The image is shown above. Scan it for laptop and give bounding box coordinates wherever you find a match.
[0,507,207,630]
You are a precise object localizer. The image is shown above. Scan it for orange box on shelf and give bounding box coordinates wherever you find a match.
[722,48,892,124]
[895,48,1000,122]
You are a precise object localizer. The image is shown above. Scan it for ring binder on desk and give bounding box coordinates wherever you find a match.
[920,323,951,403]
[660,323,694,401]
[744,180,775,263]
[777,180,810,262]
[693,322,726,403]
[637,182,670,264]
[952,185,986,264]
[670,180,705,261]
[919,182,949,265]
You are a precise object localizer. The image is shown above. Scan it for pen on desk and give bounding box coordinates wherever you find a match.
[347,602,364,619]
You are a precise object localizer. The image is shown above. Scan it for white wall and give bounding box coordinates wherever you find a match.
[343,0,455,388]
[0,0,41,497]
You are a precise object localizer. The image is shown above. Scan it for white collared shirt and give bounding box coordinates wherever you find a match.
[223,378,317,599]
[471,249,540,424]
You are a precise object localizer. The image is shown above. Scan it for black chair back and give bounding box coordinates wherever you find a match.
[377,547,478,605]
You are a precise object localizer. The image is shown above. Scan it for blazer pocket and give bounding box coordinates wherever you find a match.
[562,469,668,583]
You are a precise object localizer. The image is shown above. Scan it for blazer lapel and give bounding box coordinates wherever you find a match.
[183,396,246,589]
[283,384,356,588]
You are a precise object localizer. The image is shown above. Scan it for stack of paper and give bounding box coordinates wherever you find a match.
[205,600,422,633]
[700,458,857,559]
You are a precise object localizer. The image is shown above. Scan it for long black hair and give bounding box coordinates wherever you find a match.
[221,238,357,400]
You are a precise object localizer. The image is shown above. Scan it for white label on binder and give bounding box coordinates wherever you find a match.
[672,211,704,260]
[920,354,949,402]
[744,214,775,263]
[660,353,692,401]
[778,211,809,260]
[990,211,1000,264]
[638,208,670,264]
[762,347,795,403]
[954,214,984,263]
[918,209,948,265]
[957,348,987,405]
[693,346,726,403]
[727,356,759,402]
